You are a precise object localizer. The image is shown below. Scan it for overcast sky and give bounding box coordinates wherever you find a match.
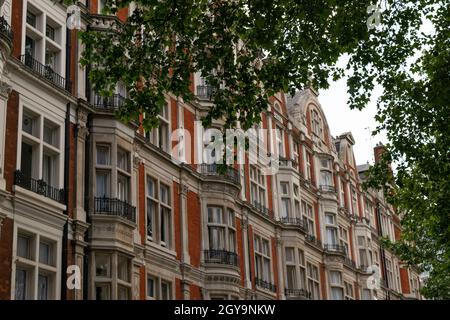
[318,58,387,166]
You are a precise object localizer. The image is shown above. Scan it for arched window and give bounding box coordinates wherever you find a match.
[310,108,323,138]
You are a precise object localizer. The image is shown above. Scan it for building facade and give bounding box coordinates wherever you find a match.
[0,0,422,300]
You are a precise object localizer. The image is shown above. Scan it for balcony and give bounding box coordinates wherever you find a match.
[255,277,277,293]
[278,157,298,169]
[251,201,273,218]
[285,288,311,299]
[204,249,239,267]
[324,244,347,255]
[196,85,214,100]
[199,163,240,185]
[344,257,357,269]
[20,54,71,91]
[280,217,308,233]
[319,185,335,193]
[92,93,125,110]
[305,234,322,249]
[14,170,65,204]
[0,16,13,43]
[94,197,136,223]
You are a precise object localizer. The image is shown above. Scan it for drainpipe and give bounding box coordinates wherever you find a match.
[83,115,92,300]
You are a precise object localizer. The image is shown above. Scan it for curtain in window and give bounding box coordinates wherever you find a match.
[96,172,109,197]
[331,287,344,300]
[15,269,27,300]
[326,227,337,245]
[208,226,225,249]
[37,274,48,300]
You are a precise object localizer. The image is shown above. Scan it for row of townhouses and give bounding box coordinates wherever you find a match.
[0,0,422,300]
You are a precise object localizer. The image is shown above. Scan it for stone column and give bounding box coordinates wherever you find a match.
[241,210,252,289]
[275,235,285,300]
[71,107,90,299]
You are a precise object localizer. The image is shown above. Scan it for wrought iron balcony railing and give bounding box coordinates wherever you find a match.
[319,185,336,193]
[344,257,357,269]
[284,288,311,299]
[94,196,136,223]
[305,234,322,248]
[14,170,65,204]
[280,217,308,233]
[92,93,125,110]
[204,249,239,267]
[251,201,273,218]
[255,277,277,293]
[324,244,347,255]
[199,163,240,185]
[196,85,214,100]
[20,54,71,91]
[0,16,13,42]
[278,157,298,168]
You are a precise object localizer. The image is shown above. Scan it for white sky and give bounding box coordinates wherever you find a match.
[319,66,387,166]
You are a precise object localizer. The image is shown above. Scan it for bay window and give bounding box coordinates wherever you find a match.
[94,252,132,300]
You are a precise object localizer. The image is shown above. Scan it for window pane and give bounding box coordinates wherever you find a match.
[286,265,296,289]
[43,121,58,147]
[147,177,155,197]
[39,241,52,265]
[42,154,53,185]
[17,235,31,259]
[331,287,344,300]
[280,182,289,195]
[117,174,129,202]
[285,247,295,263]
[96,146,110,165]
[161,281,171,300]
[118,256,130,282]
[15,269,27,300]
[281,198,290,218]
[160,184,170,205]
[208,226,225,249]
[147,200,156,238]
[147,277,155,298]
[117,148,129,171]
[95,283,110,300]
[208,207,222,223]
[329,271,342,285]
[96,171,110,197]
[37,274,49,300]
[118,285,130,300]
[95,254,111,277]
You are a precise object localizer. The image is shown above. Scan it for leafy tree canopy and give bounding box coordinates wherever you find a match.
[72,0,449,299]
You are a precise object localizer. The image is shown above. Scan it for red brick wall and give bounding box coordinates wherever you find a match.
[236,217,245,287]
[187,191,201,267]
[190,284,202,300]
[4,91,19,192]
[271,237,280,299]
[0,218,13,300]
[175,278,182,299]
[173,182,181,260]
[11,0,23,58]
[400,268,411,294]
[117,8,129,22]
[248,225,255,289]
[90,0,99,13]
[184,109,196,169]
[140,265,146,299]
